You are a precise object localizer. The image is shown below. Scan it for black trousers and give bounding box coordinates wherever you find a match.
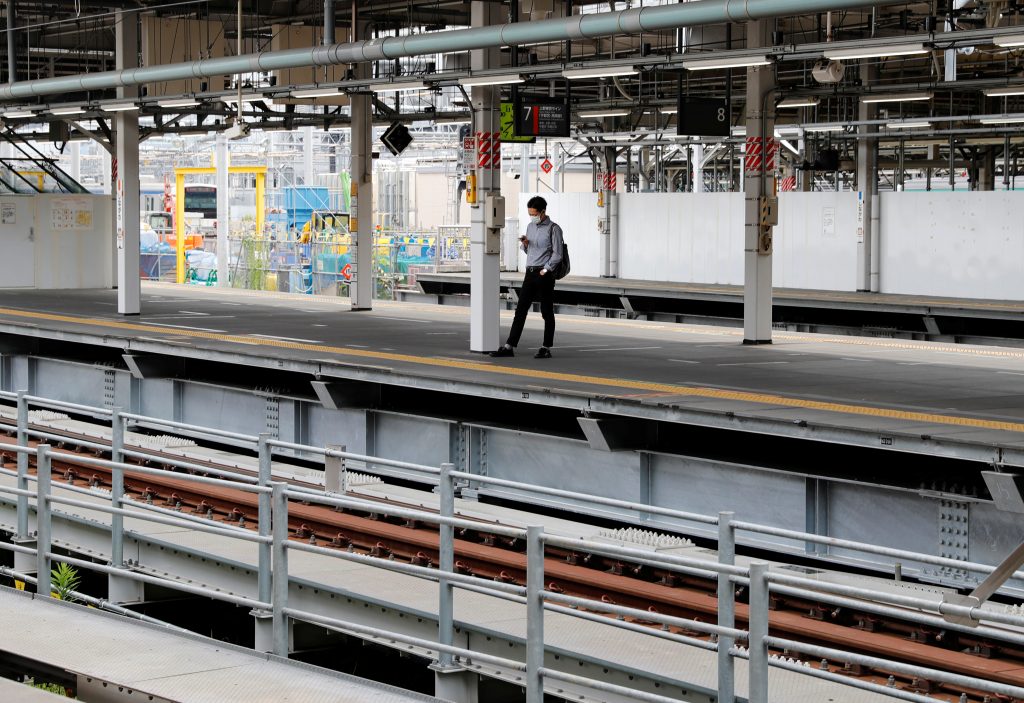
[506,268,556,348]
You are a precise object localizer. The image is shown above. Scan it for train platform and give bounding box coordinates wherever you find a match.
[0,283,1022,459]
[414,272,1024,340]
[0,586,441,703]
[416,272,1024,320]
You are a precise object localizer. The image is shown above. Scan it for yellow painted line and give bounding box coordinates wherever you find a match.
[3,305,1024,435]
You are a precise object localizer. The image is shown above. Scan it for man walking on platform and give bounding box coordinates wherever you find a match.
[490,196,563,359]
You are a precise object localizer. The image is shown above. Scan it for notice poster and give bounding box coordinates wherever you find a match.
[1,202,15,225]
[822,207,836,237]
[52,197,94,230]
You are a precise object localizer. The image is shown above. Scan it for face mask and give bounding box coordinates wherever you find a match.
[530,215,541,225]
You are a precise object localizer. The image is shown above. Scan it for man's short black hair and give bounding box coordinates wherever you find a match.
[526,196,547,212]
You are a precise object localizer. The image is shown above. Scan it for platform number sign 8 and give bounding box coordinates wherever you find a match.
[677,97,731,138]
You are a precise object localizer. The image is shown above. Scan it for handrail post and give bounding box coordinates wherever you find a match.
[324,444,346,495]
[15,389,28,537]
[526,524,545,703]
[111,407,125,567]
[437,462,455,669]
[748,562,770,703]
[35,444,52,597]
[717,511,736,703]
[258,433,273,607]
[271,481,290,657]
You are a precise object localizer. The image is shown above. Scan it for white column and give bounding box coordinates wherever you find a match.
[856,61,878,292]
[349,19,373,310]
[599,144,617,278]
[302,126,315,185]
[115,10,140,315]
[469,0,502,352]
[67,141,81,184]
[742,20,775,344]
[216,132,229,287]
[692,143,704,193]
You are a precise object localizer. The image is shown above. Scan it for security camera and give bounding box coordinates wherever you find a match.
[225,121,250,141]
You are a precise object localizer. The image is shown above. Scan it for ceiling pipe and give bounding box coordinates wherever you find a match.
[0,0,903,100]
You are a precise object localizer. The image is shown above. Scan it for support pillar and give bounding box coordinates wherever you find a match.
[742,20,775,344]
[856,62,878,292]
[67,141,81,184]
[216,132,229,286]
[978,147,996,191]
[349,16,373,310]
[599,144,617,278]
[692,143,704,193]
[468,0,502,352]
[115,10,140,315]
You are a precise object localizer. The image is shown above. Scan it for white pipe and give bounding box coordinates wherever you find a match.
[0,0,903,100]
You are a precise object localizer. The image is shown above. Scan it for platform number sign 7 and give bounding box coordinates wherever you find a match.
[677,97,730,137]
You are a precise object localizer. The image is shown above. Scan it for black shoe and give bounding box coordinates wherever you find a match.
[534,347,552,359]
[489,346,514,358]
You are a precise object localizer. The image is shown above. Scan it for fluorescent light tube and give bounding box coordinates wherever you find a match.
[222,94,261,104]
[885,121,932,129]
[979,114,1024,124]
[562,66,638,80]
[51,106,86,115]
[578,109,630,118]
[105,103,138,112]
[657,107,679,114]
[803,124,845,133]
[824,42,928,60]
[775,126,802,136]
[370,81,429,93]
[291,87,340,98]
[731,126,747,136]
[682,55,771,71]
[984,86,1024,97]
[994,34,1024,48]
[777,97,820,108]
[459,73,525,87]
[2,110,35,118]
[158,98,199,108]
[860,92,932,104]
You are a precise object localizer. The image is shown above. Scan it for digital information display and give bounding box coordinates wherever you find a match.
[500,102,535,143]
[677,97,730,137]
[514,96,570,138]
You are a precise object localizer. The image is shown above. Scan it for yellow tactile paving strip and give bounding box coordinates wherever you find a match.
[1,304,1023,436]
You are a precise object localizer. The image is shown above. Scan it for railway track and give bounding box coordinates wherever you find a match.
[2,428,1023,702]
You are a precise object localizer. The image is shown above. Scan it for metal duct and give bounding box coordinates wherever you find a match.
[1,0,896,101]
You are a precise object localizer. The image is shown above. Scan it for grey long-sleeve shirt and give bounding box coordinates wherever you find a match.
[522,216,564,272]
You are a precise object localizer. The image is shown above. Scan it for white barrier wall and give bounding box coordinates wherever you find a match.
[512,191,1023,300]
[774,191,859,291]
[879,192,1024,300]
[0,194,113,290]
[618,193,744,284]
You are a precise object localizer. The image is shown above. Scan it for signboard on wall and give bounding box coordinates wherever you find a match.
[677,97,730,137]
[514,96,570,138]
[54,197,95,231]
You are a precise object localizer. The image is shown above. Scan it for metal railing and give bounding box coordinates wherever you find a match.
[0,390,1023,703]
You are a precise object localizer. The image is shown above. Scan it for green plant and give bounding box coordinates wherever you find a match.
[50,562,81,603]
[30,681,71,696]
